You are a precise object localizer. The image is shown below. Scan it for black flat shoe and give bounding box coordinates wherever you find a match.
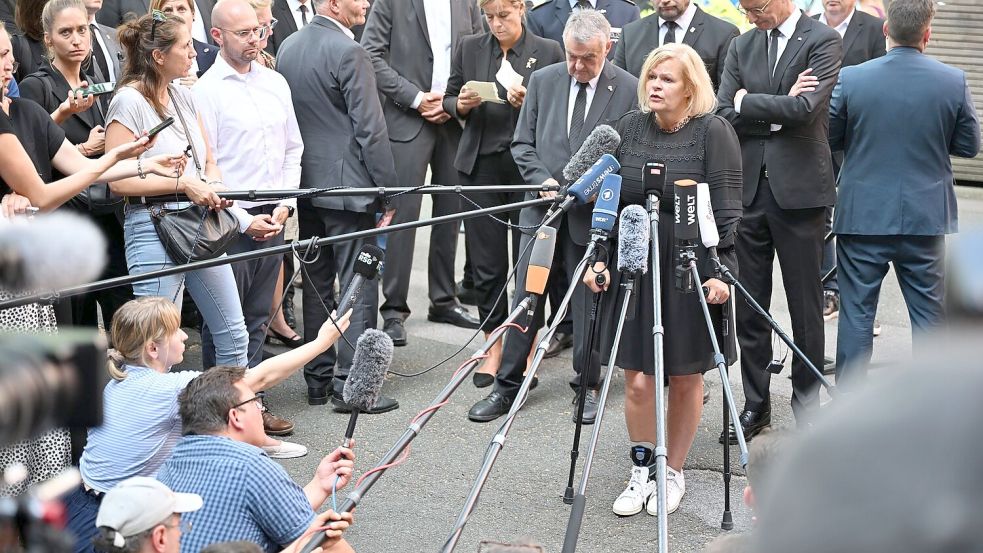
[473,372,495,388]
[719,407,772,444]
[428,305,481,329]
[269,328,303,348]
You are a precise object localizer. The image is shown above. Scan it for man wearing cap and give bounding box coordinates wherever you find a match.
[91,477,202,553]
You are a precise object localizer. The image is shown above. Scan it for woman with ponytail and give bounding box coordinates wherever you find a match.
[66,297,352,552]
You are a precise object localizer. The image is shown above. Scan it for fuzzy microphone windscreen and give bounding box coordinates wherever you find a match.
[342,329,393,411]
[0,212,107,292]
[617,205,650,274]
[561,125,621,182]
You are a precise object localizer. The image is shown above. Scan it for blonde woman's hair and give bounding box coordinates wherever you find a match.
[247,0,272,10]
[40,0,88,59]
[107,297,181,381]
[636,43,717,117]
[478,0,525,11]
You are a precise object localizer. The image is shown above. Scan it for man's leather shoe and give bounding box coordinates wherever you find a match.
[383,318,408,347]
[331,393,399,414]
[308,386,329,406]
[262,410,294,436]
[456,280,478,306]
[719,407,771,444]
[428,305,481,329]
[468,391,514,422]
[544,332,574,359]
[572,389,600,425]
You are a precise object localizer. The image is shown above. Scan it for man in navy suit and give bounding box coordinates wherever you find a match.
[829,0,980,385]
[528,0,640,59]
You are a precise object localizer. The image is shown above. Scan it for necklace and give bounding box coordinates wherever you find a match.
[656,114,692,134]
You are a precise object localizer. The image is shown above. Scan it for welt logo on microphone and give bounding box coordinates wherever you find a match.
[674,193,696,227]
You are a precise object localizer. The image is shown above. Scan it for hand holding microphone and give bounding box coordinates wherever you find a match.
[313,446,356,496]
[582,262,610,293]
[316,309,352,347]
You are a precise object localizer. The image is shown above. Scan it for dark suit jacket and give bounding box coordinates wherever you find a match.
[277,16,396,212]
[96,0,217,44]
[512,60,638,245]
[526,0,640,59]
[812,10,885,68]
[829,47,980,236]
[266,0,298,55]
[89,22,124,83]
[613,5,738,90]
[0,0,15,34]
[442,28,564,175]
[360,0,482,143]
[19,62,104,147]
[194,39,216,76]
[716,13,842,210]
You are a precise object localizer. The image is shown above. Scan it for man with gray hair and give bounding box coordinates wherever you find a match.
[468,10,638,424]
[829,0,980,385]
[92,477,202,553]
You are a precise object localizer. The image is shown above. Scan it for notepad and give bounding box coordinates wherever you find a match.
[463,80,506,104]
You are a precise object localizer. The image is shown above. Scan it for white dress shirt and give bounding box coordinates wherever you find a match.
[411,0,452,109]
[88,17,116,82]
[735,8,801,132]
[566,66,602,135]
[658,1,697,45]
[193,55,303,220]
[320,14,354,39]
[818,8,855,38]
[286,0,312,31]
[191,0,208,43]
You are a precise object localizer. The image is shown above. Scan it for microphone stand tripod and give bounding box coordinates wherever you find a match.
[646,194,670,553]
[719,267,735,530]
[297,296,537,553]
[443,253,594,553]
[560,269,638,553]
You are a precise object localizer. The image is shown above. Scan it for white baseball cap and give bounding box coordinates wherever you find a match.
[95,477,203,547]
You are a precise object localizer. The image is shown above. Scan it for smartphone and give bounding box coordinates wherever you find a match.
[76,81,116,96]
[147,117,175,139]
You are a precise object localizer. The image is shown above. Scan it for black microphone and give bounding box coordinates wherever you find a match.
[673,179,698,293]
[617,204,650,320]
[342,329,393,448]
[0,212,108,293]
[642,160,668,197]
[336,244,384,315]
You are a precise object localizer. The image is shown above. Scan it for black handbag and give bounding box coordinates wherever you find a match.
[149,87,239,264]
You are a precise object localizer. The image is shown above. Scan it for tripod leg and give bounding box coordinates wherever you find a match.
[564,288,602,504]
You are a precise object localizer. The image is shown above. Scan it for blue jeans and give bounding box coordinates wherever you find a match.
[124,205,248,366]
[64,485,100,553]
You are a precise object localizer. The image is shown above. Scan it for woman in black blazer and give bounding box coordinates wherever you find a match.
[443,0,562,387]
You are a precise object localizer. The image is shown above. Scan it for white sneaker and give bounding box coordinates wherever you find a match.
[647,467,686,515]
[613,466,656,516]
[263,439,308,459]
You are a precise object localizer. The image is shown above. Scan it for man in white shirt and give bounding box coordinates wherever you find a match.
[194,0,304,440]
[84,0,122,85]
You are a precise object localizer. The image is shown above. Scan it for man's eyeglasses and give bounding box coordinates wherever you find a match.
[232,390,266,412]
[163,518,193,533]
[737,0,774,16]
[218,23,273,41]
[151,9,167,41]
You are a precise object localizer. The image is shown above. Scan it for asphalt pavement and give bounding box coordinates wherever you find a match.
[176,185,983,553]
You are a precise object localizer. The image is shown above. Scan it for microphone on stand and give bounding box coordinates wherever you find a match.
[617,204,650,321]
[547,124,622,217]
[561,125,621,183]
[341,329,393,448]
[673,179,699,293]
[524,225,558,317]
[336,244,384,315]
[643,160,667,197]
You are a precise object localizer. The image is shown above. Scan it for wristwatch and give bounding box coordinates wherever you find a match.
[282,205,295,218]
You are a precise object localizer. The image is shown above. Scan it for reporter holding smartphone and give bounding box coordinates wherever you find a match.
[20,0,134,339]
[104,11,251,368]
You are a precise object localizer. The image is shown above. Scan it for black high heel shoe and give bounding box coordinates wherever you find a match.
[268,329,304,349]
[473,372,495,388]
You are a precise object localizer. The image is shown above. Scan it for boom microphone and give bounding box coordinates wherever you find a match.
[696,182,719,249]
[525,225,558,296]
[336,244,384,315]
[342,329,393,448]
[0,212,107,293]
[562,125,621,182]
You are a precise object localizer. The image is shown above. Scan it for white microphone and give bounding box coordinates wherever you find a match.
[696,182,719,249]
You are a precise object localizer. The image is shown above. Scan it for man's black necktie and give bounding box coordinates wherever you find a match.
[299,3,309,26]
[768,28,781,82]
[569,81,588,151]
[576,0,591,9]
[90,24,111,82]
[663,21,678,46]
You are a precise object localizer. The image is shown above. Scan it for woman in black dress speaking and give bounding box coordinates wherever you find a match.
[583,43,743,517]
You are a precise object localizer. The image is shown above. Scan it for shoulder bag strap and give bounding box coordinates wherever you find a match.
[166,85,203,180]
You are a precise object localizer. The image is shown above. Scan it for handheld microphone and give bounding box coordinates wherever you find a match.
[0,212,107,293]
[642,160,668,197]
[673,179,699,293]
[342,329,393,448]
[525,225,558,296]
[336,244,384,315]
[617,205,650,321]
[590,173,622,239]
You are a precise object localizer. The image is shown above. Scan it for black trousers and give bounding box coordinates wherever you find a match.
[492,204,601,399]
[461,150,523,332]
[201,205,284,369]
[65,211,132,337]
[299,205,378,395]
[735,174,825,421]
[380,121,462,321]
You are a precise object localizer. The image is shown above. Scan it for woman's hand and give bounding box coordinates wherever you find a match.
[788,68,818,97]
[1,193,33,218]
[81,125,106,155]
[456,85,482,116]
[106,134,154,162]
[58,85,97,117]
[318,309,352,345]
[702,278,730,304]
[144,153,187,178]
[182,177,232,210]
[506,84,526,108]
[582,261,610,293]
